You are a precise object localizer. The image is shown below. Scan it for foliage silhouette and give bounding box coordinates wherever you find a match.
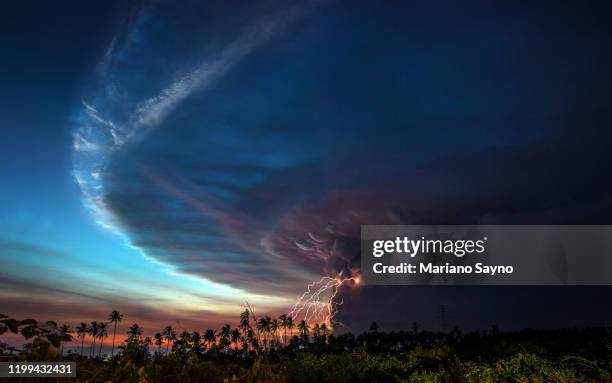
[1,310,610,382]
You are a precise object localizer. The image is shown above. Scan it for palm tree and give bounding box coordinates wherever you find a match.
[320,323,329,344]
[58,324,72,355]
[175,330,190,353]
[143,336,152,350]
[286,316,294,346]
[76,323,88,356]
[243,328,254,352]
[97,322,108,356]
[162,325,176,355]
[248,328,258,351]
[220,324,231,350]
[191,331,202,355]
[204,329,217,349]
[107,310,123,357]
[88,321,99,357]
[239,309,251,351]
[154,332,163,354]
[127,323,143,339]
[279,314,288,346]
[239,309,250,328]
[270,319,279,348]
[256,316,271,351]
[231,328,240,351]
[313,323,321,343]
[298,320,309,345]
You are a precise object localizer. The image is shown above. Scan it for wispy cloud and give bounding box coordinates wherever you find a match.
[125,2,315,143]
[69,1,322,312]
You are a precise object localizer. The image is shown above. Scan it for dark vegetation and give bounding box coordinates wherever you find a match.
[1,311,610,382]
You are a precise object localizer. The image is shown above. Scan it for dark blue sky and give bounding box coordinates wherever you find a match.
[1,0,612,333]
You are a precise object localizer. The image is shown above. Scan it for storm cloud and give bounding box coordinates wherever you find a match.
[69,0,612,328]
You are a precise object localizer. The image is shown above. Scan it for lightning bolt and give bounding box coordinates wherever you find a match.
[289,230,361,331]
[289,275,360,330]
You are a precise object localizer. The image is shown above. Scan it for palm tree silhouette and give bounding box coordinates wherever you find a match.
[230,328,240,351]
[313,323,321,343]
[176,330,190,353]
[97,322,108,356]
[257,316,271,351]
[88,321,99,357]
[107,310,123,357]
[239,309,251,351]
[239,309,250,330]
[204,329,217,349]
[298,320,309,345]
[191,331,202,355]
[320,323,329,344]
[154,332,163,354]
[220,324,231,350]
[286,316,294,344]
[58,324,72,355]
[279,314,288,346]
[162,325,176,355]
[127,323,143,341]
[247,328,257,351]
[76,322,87,356]
[270,319,279,348]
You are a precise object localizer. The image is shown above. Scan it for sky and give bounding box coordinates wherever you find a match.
[1,0,612,347]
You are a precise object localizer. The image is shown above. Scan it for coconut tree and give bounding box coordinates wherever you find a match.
[219,324,231,351]
[88,321,99,357]
[154,332,163,355]
[313,323,321,343]
[248,328,258,351]
[177,330,191,353]
[298,320,309,345]
[270,319,279,348]
[191,331,202,355]
[231,328,241,351]
[320,323,329,344]
[127,323,143,342]
[97,322,108,356]
[239,309,250,329]
[127,323,142,339]
[162,325,176,355]
[107,310,123,357]
[239,309,252,350]
[204,329,217,349]
[286,316,294,346]
[76,323,88,356]
[243,328,254,352]
[143,336,152,350]
[256,316,271,351]
[57,324,72,355]
[279,314,288,346]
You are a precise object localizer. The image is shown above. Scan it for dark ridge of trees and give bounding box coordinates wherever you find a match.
[1,311,611,382]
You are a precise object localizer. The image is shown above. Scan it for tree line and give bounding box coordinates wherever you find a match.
[1,309,340,358]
